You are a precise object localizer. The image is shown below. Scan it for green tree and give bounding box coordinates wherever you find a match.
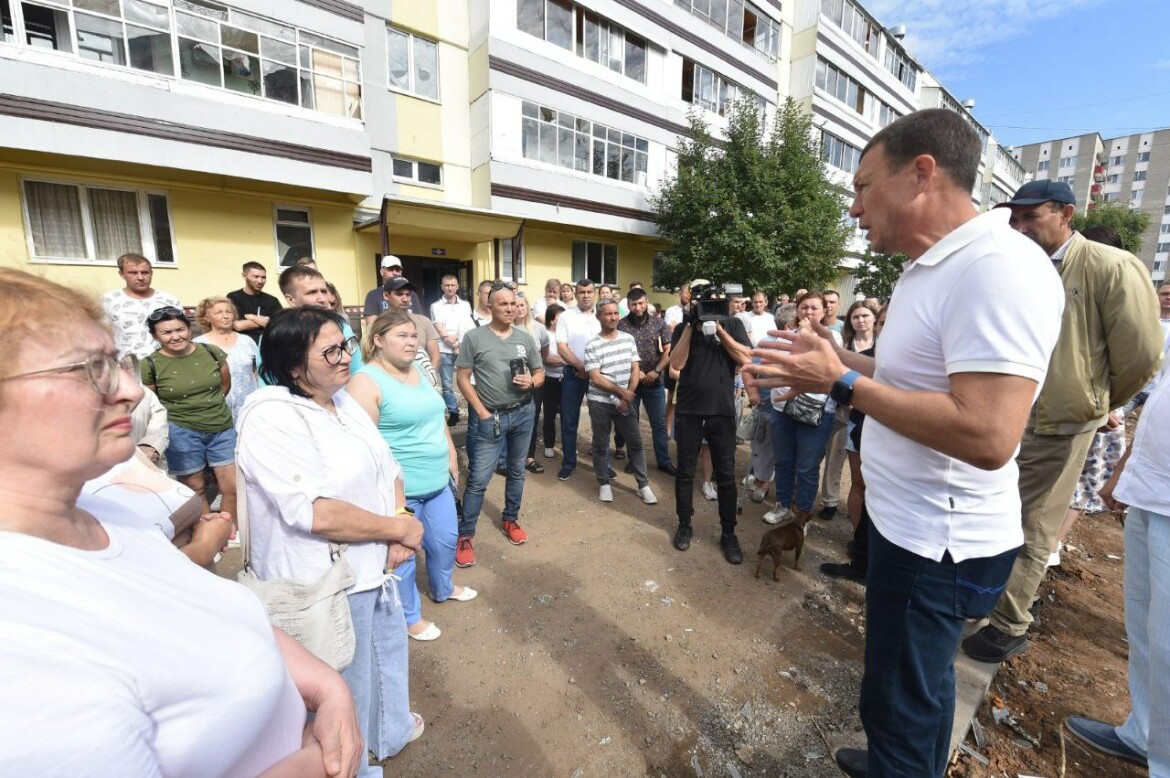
[650,97,851,296]
[1070,202,1150,255]
[852,249,906,302]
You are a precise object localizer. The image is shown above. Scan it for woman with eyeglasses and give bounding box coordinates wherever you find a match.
[194,295,259,421]
[237,307,427,775]
[142,306,237,524]
[0,269,363,777]
[348,310,476,644]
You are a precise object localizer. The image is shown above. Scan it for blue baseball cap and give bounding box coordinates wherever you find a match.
[998,179,1076,208]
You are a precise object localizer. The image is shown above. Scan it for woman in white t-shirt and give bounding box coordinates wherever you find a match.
[515,293,550,473]
[0,269,363,778]
[240,306,427,777]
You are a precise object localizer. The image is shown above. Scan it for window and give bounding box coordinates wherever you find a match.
[1057,175,1074,186]
[572,7,646,83]
[1103,192,1120,202]
[22,179,175,264]
[815,58,868,115]
[521,101,649,185]
[571,239,617,284]
[497,236,526,284]
[1138,151,1151,162]
[1160,224,1170,234]
[1107,173,1119,184]
[820,0,880,57]
[1110,154,1125,166]
[682,57,751,117]
[1158,242,1170,254]
[1037,160,1050,172]
[1134,170,1147,181]
[1164,205,1170,214]
[274,206,313,266]
[821,131,861,174]
[882,45,917,91]
[518,0,571,49]
[675,0,780,57]
[876,100,898,128]
[387,25,438,100]
[1058,156,1076,168]
[390,155,442,186]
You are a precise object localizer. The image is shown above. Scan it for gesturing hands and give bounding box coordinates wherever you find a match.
[741,321,844,402]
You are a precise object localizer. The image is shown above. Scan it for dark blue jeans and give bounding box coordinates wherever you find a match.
[559,372,589,469]
[860,526,1018,776]
[771,403,835,512]
[460,403,534,537]
[631,382,671,468]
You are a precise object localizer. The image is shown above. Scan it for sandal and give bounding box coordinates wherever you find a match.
[526,459,545,474]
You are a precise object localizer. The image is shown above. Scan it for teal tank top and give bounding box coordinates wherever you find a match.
[357,361,449,497]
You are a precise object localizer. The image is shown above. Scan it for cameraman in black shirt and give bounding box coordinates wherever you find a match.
[669,280,753,563]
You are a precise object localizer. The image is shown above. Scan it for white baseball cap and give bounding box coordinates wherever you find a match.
[381,255,403,269]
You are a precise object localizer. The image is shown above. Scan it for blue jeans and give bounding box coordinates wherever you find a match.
[341,585,414,774]
[167,422,235,476]
[631,382,672,468]
[860,526,1018,776]
[460,402,535,536]
[439,352,458,414]
[394,486,459,626]
[1116,506,1170,773]
[559,372,589,469]
[771,404,835,512]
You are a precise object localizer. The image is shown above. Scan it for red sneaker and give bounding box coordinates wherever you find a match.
[455,536,476,568]
[502,521,528,545]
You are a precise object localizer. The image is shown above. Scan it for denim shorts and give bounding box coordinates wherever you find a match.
[167,422,236,476]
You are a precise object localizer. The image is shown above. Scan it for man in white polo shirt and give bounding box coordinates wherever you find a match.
[554,279,600,481]
[430,273,473,426]
[745,109,1064,778]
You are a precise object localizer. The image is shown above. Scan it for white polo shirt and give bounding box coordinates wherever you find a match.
[862,208,1064,563]
[1114,338,1170,516]
[743,311,775,347]
[430,296,473,354]
[555,305,600,365]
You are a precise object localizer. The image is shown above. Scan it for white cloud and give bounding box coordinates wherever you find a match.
[863,0,1107,72]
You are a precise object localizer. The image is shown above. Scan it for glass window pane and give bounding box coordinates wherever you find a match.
[124,0,170,28]
[606,142,619,179]
[276,223,312,266]
[621,133,635,148]
[231,10,294,42]
[89,188,143,261]
[176,11,216,41]
[276,208,308,223]
[624,34,645,83]
[345,81,361,118]
[557,126,573,168]
[522,101,538,119]
[621,148,634,182]
[261,36,296,65]
[73,0,119,18]
[179,38,221,85]
[392,158,413,177]
[517,0,544,38]
[592,139,605,176]
[592,123,606,138]
[522,117,539,159]
[606,26,621,72]
[147,193,174,263]
[312,74,344,115]
[312,48,342,78]
[574,132,590,171]
[635,150,648,175]
[223,49,260,94]
[575,117,589,132]
[557,111,574,128]
[261,59,297,103]
[221,24,258,53]
[23,180,87,258]
[387,28,409,90]
[412,36,438,99]
[583,11,599,63]
[175,0,226,22]
[587,241,602,279]
[539,106,555,123]
[603,243,617,285]
[710,0,727,30]
[571,240,586,281]
[127,24,173,75]
[728,0,744,39]
[417,162,441,185]
[298,31,356,59]
[539,121,557,164]
[635,137,648,152]
[299,73,313,108]
[76,12,126,65]
[342,57,358,82]
[546,0,571,49]
[22,3,74,53]
[607,128,620,143]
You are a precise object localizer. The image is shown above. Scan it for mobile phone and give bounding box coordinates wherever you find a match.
[509,358,528,378]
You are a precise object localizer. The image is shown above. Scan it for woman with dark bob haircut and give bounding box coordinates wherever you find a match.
[239,306,428,775]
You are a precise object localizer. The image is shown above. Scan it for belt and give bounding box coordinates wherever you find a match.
[487,397,532,414]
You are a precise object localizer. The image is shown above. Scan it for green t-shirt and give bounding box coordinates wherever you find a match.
[455,325,542,410]
[142,344,234,433]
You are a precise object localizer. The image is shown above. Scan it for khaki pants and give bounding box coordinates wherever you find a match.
[988,424,1096,637]
[818,408,849,507]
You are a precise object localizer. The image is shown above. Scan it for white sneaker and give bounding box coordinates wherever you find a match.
[638,485,658,505]
[751,483,768,502]
[762,504,792,525]
[743,474,757,490]
[544,447,555,458]
[599,484,614,502]
[702,481,718,501]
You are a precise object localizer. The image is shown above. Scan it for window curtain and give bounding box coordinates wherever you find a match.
[24,181,87,258]
[89,188,143,260]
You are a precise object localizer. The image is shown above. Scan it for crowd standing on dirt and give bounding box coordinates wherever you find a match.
[3,108,1170,778]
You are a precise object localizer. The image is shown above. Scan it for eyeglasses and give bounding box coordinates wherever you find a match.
[147,306,186,322]
[1,352,140,396]
[321,335,359,365]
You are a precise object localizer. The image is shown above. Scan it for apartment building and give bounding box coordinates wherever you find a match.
[1014,129,1170,283]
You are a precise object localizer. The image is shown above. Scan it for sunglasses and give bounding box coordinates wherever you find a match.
[147,306,187,322]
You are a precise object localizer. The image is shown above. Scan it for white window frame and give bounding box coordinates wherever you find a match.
[386,25,439,102]
[273,204,314,266]
[497,236,527,285]
[390,155,443,188]
[20,177,178,266]
[570,238,617,285]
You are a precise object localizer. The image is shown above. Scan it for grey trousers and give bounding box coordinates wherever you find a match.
[589,400,649,488]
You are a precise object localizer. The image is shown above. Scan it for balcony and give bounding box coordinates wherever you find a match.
[1093,165,1105,182]
[1089,183,1103,201]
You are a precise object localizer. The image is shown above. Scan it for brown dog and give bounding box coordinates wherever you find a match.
[754,508,813,581]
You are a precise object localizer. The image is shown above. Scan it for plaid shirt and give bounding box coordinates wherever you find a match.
[618,313,671,383]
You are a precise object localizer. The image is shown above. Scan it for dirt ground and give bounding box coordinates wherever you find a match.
[217,419,1139,778]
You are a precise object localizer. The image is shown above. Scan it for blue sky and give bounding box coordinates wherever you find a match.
[865,0,1170,148]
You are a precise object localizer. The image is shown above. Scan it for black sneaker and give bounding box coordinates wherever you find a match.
[720,534,744,565]
[623,461,635,474]
[818,505,837,521]
[557,466,574,481]
[820,561,867,583]
[672,524,692,551]
[446,411,459,427]
[961,624,1029,663]
[613,447,626,460]
[657,463,678,476]
[834,747,868,777]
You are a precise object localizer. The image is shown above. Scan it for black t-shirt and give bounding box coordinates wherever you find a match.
[670,316,751,417]
[227,289,283,344]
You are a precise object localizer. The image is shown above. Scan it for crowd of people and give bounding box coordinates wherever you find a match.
[3,108,1170,778]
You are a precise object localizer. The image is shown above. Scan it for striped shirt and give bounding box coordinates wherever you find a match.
[584,332,640,405]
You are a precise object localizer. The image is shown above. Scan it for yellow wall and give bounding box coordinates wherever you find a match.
[0,163,364,306]
[519,227,666,306]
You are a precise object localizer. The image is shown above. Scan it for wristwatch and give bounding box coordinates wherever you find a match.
[830,369,862,405]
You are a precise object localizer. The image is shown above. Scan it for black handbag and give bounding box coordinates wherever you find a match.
[782,393,827,427]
